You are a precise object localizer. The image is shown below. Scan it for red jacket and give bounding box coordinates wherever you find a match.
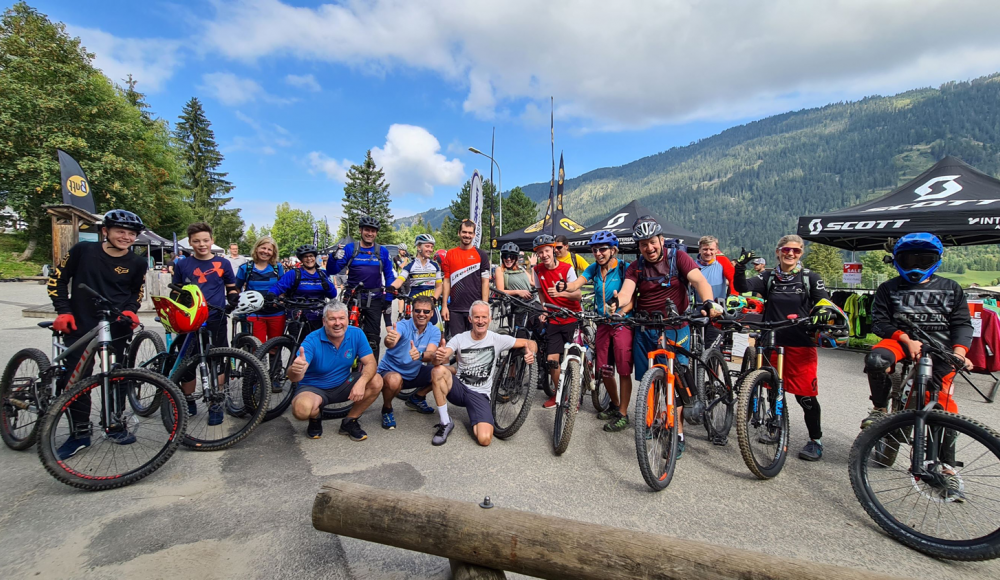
[717,254,737,296]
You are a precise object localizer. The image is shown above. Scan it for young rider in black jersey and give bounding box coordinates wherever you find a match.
[47,210,148,459]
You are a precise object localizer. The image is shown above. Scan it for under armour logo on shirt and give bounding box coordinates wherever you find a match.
[193,261,225,283]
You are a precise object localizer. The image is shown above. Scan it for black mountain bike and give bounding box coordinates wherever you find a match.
[849,314,1000,561]
[255,295,327,421]
[488,288,540,440]
[686,317,738,446]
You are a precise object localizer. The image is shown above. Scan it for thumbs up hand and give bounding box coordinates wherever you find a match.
[385,323,400,347]
[289,346,309,377]
[409,340,421,361]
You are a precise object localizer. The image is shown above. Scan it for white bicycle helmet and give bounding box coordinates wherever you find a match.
[233,291,265,315]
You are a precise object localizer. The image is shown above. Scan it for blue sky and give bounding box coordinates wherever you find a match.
[27,0,1000,233]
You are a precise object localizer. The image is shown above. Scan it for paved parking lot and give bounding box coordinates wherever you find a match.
[1,281,999,579]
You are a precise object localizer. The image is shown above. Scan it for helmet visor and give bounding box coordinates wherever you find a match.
[895,251,939,271]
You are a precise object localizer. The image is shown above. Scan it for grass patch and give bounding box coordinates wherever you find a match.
[0,233,48,279]
[937,270,1000,288]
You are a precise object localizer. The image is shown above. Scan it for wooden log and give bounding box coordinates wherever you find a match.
[313,481,902,580]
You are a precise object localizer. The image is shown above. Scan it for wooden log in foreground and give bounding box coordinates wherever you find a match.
[312,481,901,580]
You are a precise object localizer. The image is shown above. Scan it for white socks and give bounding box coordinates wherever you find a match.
[438,404,450,426]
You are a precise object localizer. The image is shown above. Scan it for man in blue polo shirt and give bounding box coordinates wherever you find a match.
[377,295,442,429]
[287,301,383,441]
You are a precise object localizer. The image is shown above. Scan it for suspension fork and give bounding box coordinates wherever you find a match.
[96,320,122,430]
[647,346,677,429]
[555,344,583,404]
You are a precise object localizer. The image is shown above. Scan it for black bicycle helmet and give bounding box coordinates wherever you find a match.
[103,209,145,233]
[359,215,380,230]
[631,215,662,241]
[296,244,319,258]
[500,242,520,258]
[532,234,556,250]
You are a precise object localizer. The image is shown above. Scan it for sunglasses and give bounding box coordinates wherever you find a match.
[413,308,433,315]
[779,247,803,255]
[592,246,611,254]
[555,245,566,251]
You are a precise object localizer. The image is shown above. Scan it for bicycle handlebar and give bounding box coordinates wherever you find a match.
[892,313,967,369]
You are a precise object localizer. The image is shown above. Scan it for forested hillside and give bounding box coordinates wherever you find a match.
[406,75,1000,255]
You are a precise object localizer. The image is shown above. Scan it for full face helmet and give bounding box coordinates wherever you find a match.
[809,299,850,349]
[152,284,209,334]
[892,233,943,283]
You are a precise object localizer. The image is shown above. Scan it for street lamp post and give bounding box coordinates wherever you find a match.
[468,147,502,238]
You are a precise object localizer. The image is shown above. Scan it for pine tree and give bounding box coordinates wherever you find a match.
[338,150,394,244]
[501,186,540,235]
[174,97,243,243]
[122,74,153,126]
[803,243,844,285]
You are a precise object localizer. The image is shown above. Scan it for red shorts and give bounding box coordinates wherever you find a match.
[595,323,633,377]
[872,338,958,413]
[249,314,286,344]
[770,346,817,397]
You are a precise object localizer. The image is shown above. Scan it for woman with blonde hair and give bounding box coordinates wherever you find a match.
[235,236,286,343]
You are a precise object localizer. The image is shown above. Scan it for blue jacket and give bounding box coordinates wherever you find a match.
[327,243,396,295]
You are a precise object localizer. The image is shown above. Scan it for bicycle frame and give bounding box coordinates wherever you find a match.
[50,317,123,432]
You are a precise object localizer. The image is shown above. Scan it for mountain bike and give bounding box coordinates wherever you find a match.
[849,314,1000,561]
[231,313,262,354]
[255,295,327,421]
[540,304,598,456]
[734,315,815,479]
[686,317,738,446]
[138,285,271,451]
[24,284,188,490]
[488,288,540,440]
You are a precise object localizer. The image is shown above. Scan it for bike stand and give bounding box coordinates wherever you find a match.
[957,369,999,404]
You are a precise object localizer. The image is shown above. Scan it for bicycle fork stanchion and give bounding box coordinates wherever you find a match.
[648,349,676,431]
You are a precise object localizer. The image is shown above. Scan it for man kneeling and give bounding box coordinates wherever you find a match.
[430,300,536,446]
[287,301,382,441]
[377,295,442,429]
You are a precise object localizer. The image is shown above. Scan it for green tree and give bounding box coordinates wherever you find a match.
[803,243,844,285]
[501,186,539,234]
[174,96,243,244]
[957,263,967,274]
[338,150,394,244]
[271,203,316,259]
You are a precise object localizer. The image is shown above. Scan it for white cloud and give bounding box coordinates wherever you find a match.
[68,26,181,92]
[285,73,322,92]
[307,152,353,183]
[201,72,296,106]
[370,124,465,196]
[227,111,294,155]
[200,0,1000,129]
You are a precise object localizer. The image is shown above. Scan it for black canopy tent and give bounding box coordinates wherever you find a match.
[495,208,589,252]
[564,200,701,253]
[797,156,1000,251]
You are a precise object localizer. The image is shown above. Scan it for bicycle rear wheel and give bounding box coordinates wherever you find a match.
[634,367,678,491]
[1,348,50,450]
[491,350,536,440]
[850,410,1000,560]
[552,358,581,455]
[736,369,788,479]
[254,336,296,422]
[125,330,167,417]
[37,368,187,491]
[172,348,270,451]
[699,348,734,445]
[233,332,262,355]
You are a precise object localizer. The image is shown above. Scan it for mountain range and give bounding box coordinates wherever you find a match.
[396,74,1000,254]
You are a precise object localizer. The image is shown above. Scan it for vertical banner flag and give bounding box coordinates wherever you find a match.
[172,232,178,259]
[489,127,496,248]
[548,97,556,235]
[471,170,484,247]
[57,149,96,214]
[313,222,319,247]
[557,152,565,212]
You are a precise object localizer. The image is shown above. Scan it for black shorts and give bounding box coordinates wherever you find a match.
[297,372,362,406]
[544,321,578,356]
[447,311,472,338]
[446,376,493,427]
[206,317,228,349]
[401,365,433,392]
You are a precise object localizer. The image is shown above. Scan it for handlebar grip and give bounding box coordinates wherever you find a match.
[168,283,185,293]
[77,283,99,298]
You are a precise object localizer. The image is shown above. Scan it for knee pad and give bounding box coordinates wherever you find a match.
[546,359,560,371]
[796,395,818,411]
[864,348,895,375]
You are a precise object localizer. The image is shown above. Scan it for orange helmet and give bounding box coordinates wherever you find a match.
[152,284,209,334]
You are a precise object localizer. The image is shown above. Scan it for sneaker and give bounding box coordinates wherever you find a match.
[339,418,368,441]
[271,381,284,394]
[186,397,197,417]
[432,422,455,446]
[542,395,558,409]
[942,473,966,503]
[405,394,434,414]
[603,413,630,432]
[381,409,396,430]
[106,426,136,445]
[56,435,91,460]
[596,407,618,421]
[861,408,888,430]
[667,439,685,460]
[799,440,823,461]
[207,404,224,426]
[307,418,322,439]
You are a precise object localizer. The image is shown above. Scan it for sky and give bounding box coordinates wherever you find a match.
[27,0,1000,233]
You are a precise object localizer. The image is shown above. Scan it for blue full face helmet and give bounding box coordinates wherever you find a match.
[892,233,943,283]
[588,230,618,248]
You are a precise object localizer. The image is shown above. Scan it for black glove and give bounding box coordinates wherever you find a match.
[606,295,620,311]
[555,280,567,293]
[225,292,239,314]
[736,247,758,267]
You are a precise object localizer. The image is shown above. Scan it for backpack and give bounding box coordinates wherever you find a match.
[289,267,332,295]
[238,262,284,289]
[762,268,812,299]
[635,239,684,287]
[342,242,386,274]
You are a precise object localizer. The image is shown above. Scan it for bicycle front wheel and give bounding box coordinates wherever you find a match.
[849,409,1000,561]
[735,369,788,479]
[37,368,187,491]
[254,336,296,422]
[172,348,270,451]
[634,367,678,491]
[1,348,50,450]
[699,348,734,444]
[552,358,581,455]
[491,350,536,440]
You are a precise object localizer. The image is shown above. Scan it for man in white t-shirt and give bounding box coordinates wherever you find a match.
[430,300,537,446]
[226,243,246,274]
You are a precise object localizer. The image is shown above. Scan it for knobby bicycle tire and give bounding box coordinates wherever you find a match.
[233,333,262,355]
[1,348,50,450]
[37,368,187,491]
[171,347,270,451]
[254,336,296,422]
[849,410,1000,561]
[125,330,167,417]
[552,358,582,455]
[699,348,734,444]
[491,349,536,440]
[634,366,678,491]
[736,369,789,479]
